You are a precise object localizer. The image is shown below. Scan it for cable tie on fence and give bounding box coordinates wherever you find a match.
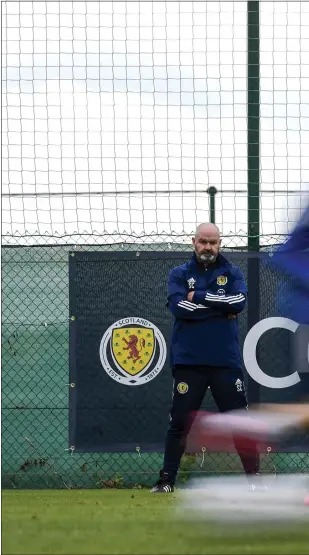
[65,382,75,388]
[65,446,75,455]
[200,446,206,468]
[70,315,76,321]
[24,436,33,445]
[136,446,141,457]
[266,445,277,484]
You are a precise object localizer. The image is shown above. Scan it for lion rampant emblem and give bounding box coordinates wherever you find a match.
[101,318,166,384]
[110,325,156,376]
[122,335,146,363]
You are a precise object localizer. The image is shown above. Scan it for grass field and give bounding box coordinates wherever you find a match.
[2,489,309,555]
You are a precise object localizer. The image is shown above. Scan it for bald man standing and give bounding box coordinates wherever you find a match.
[151,223,259,493]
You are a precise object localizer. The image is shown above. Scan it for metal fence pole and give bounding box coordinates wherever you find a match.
[207,186,218,224]
[247,1,261,408]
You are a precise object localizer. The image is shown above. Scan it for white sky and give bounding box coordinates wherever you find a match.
[2,1,309,245]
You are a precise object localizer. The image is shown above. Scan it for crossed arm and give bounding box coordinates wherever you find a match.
[167,268,247,320]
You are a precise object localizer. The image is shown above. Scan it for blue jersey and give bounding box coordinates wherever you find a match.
[167,253,247,368]
[272,204,309,325]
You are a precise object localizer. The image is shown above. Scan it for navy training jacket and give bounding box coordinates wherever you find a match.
[167,252,247,369]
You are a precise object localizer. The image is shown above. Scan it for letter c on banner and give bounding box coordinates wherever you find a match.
[243,317,301,389]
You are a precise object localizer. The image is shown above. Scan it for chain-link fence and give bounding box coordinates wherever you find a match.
[2,233,309,489]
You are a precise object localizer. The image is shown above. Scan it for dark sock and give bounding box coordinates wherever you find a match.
[163,432,186,485]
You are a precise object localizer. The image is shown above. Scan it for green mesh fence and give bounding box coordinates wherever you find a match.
[2,233,309,490]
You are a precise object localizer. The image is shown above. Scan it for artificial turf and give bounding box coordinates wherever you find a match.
[2,489,309,555]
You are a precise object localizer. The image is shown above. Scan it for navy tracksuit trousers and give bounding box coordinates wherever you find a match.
[163,365,259,485]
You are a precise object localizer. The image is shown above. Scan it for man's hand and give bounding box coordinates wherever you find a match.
[187,291,195,302]
[228,313,237,320]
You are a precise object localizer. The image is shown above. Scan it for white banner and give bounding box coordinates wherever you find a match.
[243,317,309,389]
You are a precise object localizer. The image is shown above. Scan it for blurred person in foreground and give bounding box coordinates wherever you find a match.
[272,203,309,480]
[272,202,309,327]
[151,223,260,493]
